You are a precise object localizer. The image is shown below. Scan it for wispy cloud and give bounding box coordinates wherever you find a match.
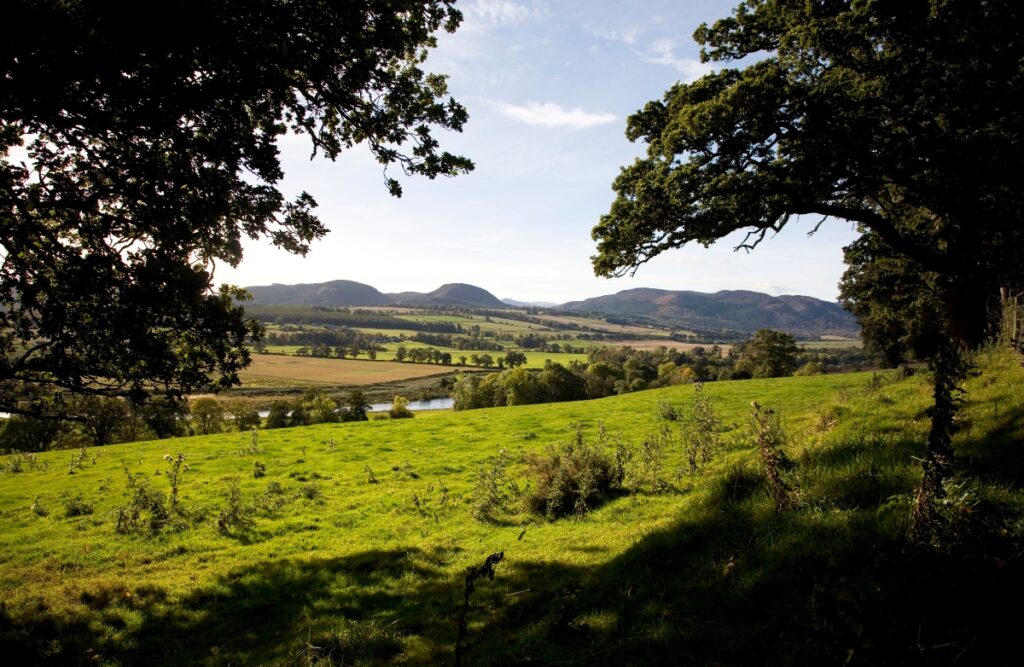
[494,101,617,129]
[465,0,543,27]
[641,38,712,81]
[587,24,640,46]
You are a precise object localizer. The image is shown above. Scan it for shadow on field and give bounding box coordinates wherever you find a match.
[3,435,1023,665]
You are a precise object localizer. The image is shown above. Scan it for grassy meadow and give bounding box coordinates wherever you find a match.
[1,348,1022,664]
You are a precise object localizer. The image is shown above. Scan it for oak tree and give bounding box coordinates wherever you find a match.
[1,0,472,418]
[591,0,1024,537]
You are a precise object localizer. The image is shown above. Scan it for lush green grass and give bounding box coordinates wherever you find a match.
[2,349,1022,665]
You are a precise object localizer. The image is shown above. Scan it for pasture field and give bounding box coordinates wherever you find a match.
[238,354,458,387]
[261,344,591,370]
[800,339,864,349]
[607,339,734,355]
[2,348,1021,664]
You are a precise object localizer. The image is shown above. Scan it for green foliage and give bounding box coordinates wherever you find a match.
[657,400,681,421]
[61,492,94,518]
[750,402,796,512]
[1,0,471,416]
[265,401,291,429]
[592,0,1024,351]
[216,478,255,535]
[685,383,722,473]
[388,395,414,419]
[840,230,945,367]
[524,425,626,519]
[0,356,1021,665]
[115,471,170,536]
[190,398,224,436]
[735,330,799,379]
[342,390,370,423]
[471,449,523,522]
[638,429,668,492]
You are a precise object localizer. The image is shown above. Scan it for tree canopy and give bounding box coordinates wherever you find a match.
[591,0,1023,346]
[0,0,471,417]
[734,329,799,379]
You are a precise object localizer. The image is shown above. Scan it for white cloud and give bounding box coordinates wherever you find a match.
[495,101,616,129]
[588,25,640,46]
[642,38,712,81]
[465,0,542,27]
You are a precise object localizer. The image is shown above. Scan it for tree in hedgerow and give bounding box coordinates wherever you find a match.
[504,350,528,368]
[734,330,800,379]
[590,0,1024,536]
[342,390,371,422]
[0,1,472,419]
[190,398,225,436]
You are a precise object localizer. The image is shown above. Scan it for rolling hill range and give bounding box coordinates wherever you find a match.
[558,288,859,338]
[246,280,505,309]
[245,280,859,339]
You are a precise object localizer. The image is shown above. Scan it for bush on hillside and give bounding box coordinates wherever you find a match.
[524,426,626,519]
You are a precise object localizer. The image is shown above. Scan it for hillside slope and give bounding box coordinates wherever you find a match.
[246,280,506,309]
[388,282,505,308]
[560,287,860,338]
[1,350,1021,664]
[245,279,389,307]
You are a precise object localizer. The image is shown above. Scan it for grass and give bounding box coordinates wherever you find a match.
[1,348,1022,664]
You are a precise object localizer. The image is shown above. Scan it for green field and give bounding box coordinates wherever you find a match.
[2,348,1021,664]
[262,343,591,370]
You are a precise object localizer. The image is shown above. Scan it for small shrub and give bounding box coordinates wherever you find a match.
[471,449,523,522]
[254,481,289,517]
[388,395,414,419]
[67,447,88,474]
[657,400,681,421]
[638,429,668,492]
[162,452,189,510]
[363,465,379,484]
[253,461,267,478]
[217,478,255,535]
[30,496,49,517]
[115,471,170,535]
[524,426,625,519]
[63,493,94,518]
[299,483,324,503]
[687,383,721,471]
[750,402,797,512]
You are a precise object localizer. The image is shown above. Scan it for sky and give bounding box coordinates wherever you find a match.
[217,0,862,304]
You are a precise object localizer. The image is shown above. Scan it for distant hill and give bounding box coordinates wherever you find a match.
[502,298,556,308]
[245,280,505,309]
[387,283,505,308]
[559,288,859,339]
[245,280,389,307]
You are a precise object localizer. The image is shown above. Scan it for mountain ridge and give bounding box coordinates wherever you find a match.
[558,288,859,338]
[244,280,859,338]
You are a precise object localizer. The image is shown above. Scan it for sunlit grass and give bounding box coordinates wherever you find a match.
[2,351,1021,664]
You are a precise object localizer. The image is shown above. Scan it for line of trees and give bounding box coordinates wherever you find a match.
[453,331,867,410]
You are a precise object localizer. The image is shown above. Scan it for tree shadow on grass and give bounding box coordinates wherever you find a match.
[1,546,459,666]
[4,443,1023,666]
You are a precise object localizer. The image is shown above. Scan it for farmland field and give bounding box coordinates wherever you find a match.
[2,347,1021,664]
[238,354,459,387]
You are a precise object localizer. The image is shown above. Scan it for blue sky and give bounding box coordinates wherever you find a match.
[218,0,861,304]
